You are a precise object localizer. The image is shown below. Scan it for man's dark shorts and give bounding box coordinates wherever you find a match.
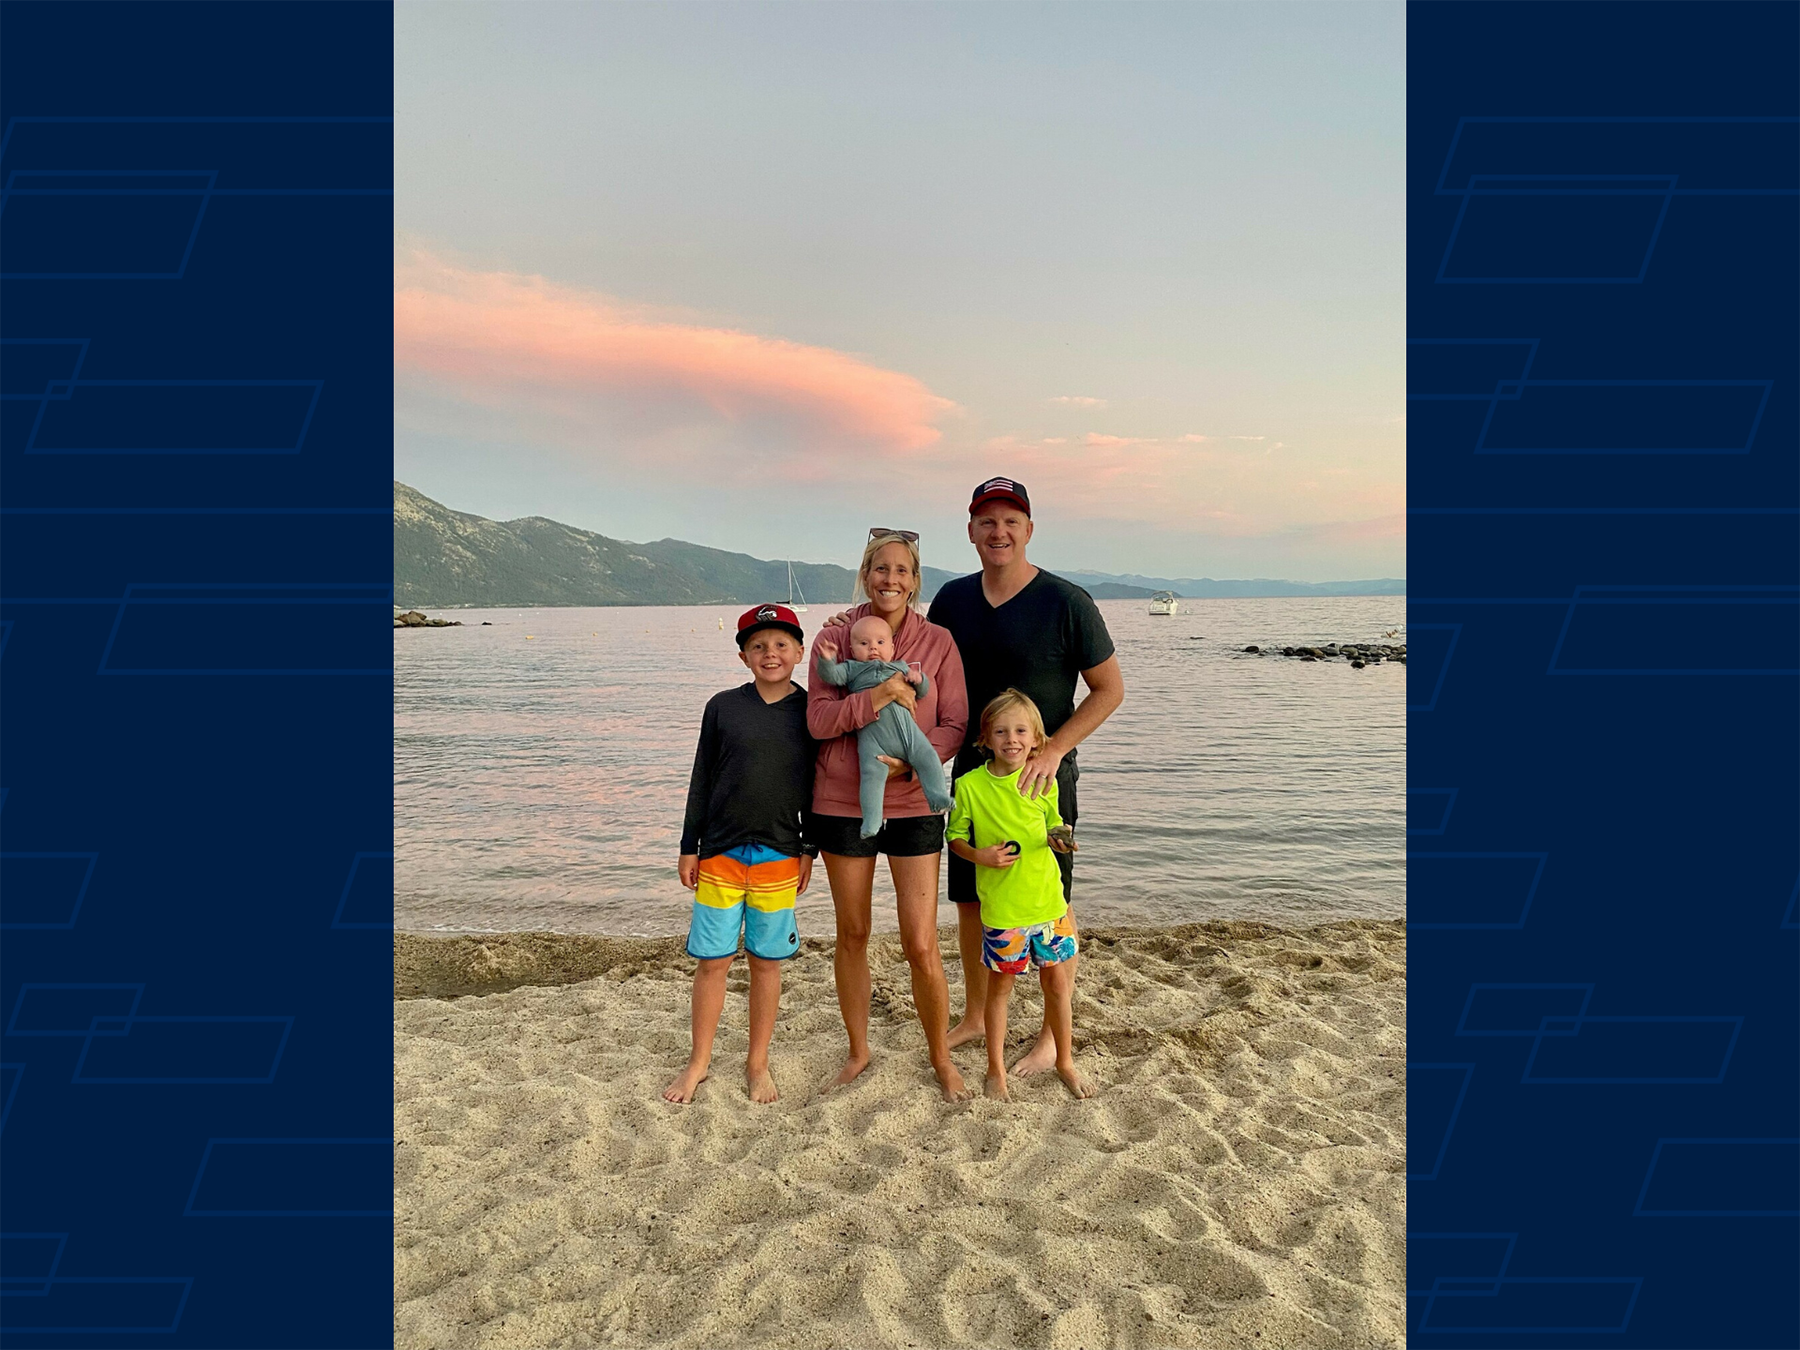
[809,811,947,859]
[947,753,1077,906]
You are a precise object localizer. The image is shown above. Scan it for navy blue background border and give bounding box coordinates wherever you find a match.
[1406,4,1798,1348]
[1,3,393,1346]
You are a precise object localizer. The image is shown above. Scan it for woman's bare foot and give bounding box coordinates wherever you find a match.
[1011,1028,1059,1077]
[826,1052,871,1092]
[746,1064,779,1105]
[1057,1063,1098,1099]
[984,1070,1009,1101]
[945,1017,986,1050]
[662,1062,708,1104]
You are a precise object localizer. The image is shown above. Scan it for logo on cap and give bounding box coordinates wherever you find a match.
[757,605,779,621]
[969,475,1031,515]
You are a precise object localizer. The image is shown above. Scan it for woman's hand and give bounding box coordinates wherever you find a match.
[869,671,918,714]
[876,754,912,782]
[678,854,699,890]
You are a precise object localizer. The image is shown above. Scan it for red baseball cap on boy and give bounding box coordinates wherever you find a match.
[968,476,1031,516]
[735,603,805,648]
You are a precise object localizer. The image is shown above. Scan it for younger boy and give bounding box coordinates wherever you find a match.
[664,603,816,1106]
[946,688,1096,1101]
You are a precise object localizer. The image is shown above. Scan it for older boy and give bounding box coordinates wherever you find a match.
[664,603,816,1106]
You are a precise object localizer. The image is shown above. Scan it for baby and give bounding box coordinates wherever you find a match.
[815,615,954,837]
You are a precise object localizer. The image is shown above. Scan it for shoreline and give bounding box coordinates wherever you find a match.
[396,919,1405,1348]
[394,919,1395,1001]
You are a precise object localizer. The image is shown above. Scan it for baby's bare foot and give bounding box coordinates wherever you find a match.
[662,1063,708,1104]
[825,1052,871,1092]
[1057,1063,1098,1100]
[984,1070,1010,1101]
[934,1060,973,1103]
[1012,1031,1058,1077]
[746,1064,779,1105]
[945,1018,986,1050]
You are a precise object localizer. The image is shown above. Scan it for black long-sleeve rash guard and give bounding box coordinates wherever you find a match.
[679,683,817,859]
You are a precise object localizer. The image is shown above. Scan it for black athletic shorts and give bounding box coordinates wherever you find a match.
[808,811,947,859]
[947,753,1078,906]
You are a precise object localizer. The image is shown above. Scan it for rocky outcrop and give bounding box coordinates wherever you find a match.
[394,610,462,629]
[1243,643,1406,665]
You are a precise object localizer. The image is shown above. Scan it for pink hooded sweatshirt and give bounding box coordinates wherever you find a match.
[806,603,968,822]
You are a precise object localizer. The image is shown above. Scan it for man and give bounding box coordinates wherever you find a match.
[928,476,1125,1075]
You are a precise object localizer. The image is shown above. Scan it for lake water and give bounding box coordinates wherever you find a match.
[395,597,1404,936]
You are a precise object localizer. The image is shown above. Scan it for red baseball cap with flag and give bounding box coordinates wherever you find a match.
[735,602,805,648]
[968,476,1031,516]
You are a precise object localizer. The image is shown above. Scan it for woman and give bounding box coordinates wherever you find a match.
[808,530,971,1102]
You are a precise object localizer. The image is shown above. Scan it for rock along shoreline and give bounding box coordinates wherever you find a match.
[1242,641,1406,670]
[394,609,463,629]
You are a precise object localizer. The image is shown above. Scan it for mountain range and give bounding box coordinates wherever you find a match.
[393,482,1402,607]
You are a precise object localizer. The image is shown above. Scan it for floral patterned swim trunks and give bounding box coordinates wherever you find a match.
[981,909,1078,973]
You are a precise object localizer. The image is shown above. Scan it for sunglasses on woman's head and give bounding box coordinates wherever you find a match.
[868,528,920,543]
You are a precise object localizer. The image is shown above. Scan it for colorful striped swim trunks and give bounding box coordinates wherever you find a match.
[981,909,1077,973]
[688,843,801,960]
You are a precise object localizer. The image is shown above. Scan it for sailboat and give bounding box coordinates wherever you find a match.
[787,561,809,612]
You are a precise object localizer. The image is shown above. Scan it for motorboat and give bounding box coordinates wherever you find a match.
[1149,590,1179,616]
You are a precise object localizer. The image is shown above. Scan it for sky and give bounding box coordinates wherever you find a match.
[395,2,1405,582]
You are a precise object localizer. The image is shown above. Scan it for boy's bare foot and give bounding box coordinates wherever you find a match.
[1012,1028,1058,1077]
[1057,1064,1098,1099]
[826,1052,871,1092]
[945,1017,986,1050]
[662,1063,708,1104]
[934,1060,973,1103]
[984,1070,1009,1101]
[746,1064,779,1105]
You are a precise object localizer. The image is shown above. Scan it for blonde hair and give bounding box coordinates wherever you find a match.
[978,688,1047,757]
[854,532,924,610]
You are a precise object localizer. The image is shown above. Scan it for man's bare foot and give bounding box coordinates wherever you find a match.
[945,1017,986,1050]
[1011,1029,1058,1077]
[934,1060,973,1103]
[826,1052,871,1092]
[1057,1063,1098,1099]
[984,1071,1009,1101]
[746,1064,779,1105]
[662,1063,708,1104]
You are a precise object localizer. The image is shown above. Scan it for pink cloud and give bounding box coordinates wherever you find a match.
[961,429,1403,540]
[1049,395,1107,408]
[395,250,956,451]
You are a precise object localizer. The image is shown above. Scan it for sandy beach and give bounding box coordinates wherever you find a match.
[395,920,1405,1349]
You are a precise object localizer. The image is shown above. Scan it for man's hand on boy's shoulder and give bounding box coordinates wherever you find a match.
[1017,745,1064,799]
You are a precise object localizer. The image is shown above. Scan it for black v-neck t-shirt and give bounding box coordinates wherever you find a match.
[928,569,1115,753]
